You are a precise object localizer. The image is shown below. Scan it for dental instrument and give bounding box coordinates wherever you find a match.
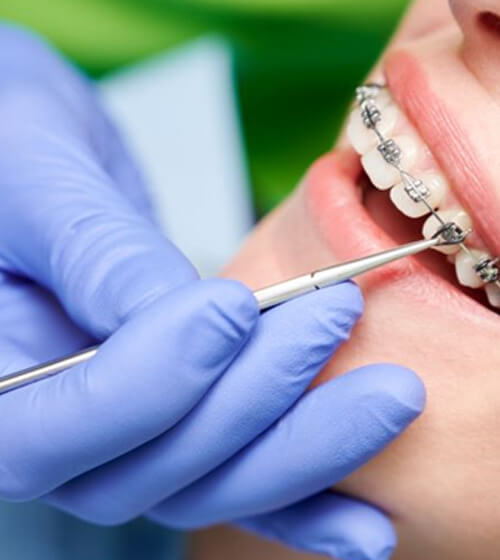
[0,226,465,396]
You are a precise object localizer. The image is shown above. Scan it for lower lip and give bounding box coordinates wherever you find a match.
[304,148,500,323]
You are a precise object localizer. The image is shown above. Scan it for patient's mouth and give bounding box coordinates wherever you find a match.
[346,83,500,309]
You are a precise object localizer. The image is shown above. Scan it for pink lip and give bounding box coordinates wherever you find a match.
[384,49,500,259]
[305,149,499,322]
[306,150,440,286]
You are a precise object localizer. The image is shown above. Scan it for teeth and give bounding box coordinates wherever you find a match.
[390,172,449,218]
[360,87,393,109]
[349,88,500,309]
[375,89,393,109]
[422,209,473,255]
[455,249,490,288]
[361,135,418,190]
[347,105,399,155]
[485,283,500,308]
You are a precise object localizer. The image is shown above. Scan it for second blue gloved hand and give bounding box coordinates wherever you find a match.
[0,24,426,560]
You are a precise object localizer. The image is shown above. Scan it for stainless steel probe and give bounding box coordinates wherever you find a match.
[0,232,462,395]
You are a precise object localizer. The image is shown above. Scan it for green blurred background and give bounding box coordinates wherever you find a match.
[0,0,410,215]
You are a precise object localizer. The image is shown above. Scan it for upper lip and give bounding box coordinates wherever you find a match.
[383,42,500,260]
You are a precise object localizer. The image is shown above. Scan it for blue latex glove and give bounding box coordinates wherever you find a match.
[0,24,426,560]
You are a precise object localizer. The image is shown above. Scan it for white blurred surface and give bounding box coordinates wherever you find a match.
[99,37,253,276]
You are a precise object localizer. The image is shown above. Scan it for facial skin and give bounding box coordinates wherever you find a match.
[219,1,500,558]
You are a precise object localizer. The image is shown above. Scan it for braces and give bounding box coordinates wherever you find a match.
[355,83,500,290]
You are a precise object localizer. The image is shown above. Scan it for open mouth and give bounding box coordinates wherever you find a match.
[345,82,500,313]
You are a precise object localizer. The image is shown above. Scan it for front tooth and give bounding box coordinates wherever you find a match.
[347,104,399,155]
[361,135,418,190]
[485,283,500,308]
[390,172,449,218]
[422,208,473,255]
[374,89,393,109]
[455,249,489,288]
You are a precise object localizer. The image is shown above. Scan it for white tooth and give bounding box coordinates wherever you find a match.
[347,104,399,155]
[485,283,500,308]
[376,89,393,109]
[422,208,473,255]
[455,249,489,288]
[361,135,418,190]
[390,172,449,218]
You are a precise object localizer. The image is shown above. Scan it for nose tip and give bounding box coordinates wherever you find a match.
[449,0,500,96]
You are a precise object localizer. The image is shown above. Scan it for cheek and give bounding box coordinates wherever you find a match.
[316,285,500,558]
[222,181,500,557]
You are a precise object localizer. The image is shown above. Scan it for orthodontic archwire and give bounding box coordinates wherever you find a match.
[354,83,500,290]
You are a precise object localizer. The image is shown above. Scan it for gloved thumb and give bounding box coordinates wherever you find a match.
[148,363,425,527]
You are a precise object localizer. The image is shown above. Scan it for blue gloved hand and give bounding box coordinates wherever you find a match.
[0,24,426,560]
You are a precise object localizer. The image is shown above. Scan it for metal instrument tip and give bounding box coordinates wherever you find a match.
[432,222,471,246]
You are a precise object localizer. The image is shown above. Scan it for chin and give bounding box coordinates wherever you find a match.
[224,3,500,556]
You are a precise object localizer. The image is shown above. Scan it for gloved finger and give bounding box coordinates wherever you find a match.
[0,24,153,221]
[0,279,257,501]
[96,116,155,221]
[0,273,92,362]
[0,24,88,105]
[46,282,362,525]
[0,34,197,339]
[236,493,397,560]
[147,363,425,527]
[0,119,197,339]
